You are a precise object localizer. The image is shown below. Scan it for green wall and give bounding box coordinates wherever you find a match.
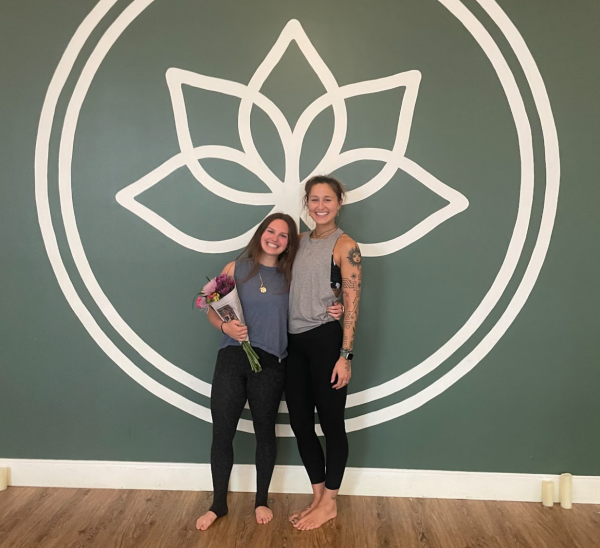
[1,0,599,475]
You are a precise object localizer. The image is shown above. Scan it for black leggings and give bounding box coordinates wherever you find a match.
[209,346,285,517]
[285,321,348,490]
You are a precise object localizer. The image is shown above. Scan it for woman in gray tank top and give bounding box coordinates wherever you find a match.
[195,213,299,531]
[287,176,363,531]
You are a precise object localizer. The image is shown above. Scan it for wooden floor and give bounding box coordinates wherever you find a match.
[0,487,598,548]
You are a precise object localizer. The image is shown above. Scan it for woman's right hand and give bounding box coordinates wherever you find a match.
[222,320,248,342]
[327,301,344,320]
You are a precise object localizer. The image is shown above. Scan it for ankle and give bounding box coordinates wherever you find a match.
[318,495,337,507]
[311,483,325,501]
[209,505,228,518]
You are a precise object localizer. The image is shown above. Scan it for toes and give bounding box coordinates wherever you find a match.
[255,508,273,525]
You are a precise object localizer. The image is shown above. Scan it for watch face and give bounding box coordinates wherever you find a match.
[347,352,354,361]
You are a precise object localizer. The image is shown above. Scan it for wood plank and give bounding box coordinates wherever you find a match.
[0,487,598,548]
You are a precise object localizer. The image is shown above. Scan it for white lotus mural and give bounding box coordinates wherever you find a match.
[116,19,468,256]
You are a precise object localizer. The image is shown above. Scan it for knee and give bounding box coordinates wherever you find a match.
[319,417,347,442]
[211,425,237,449]
[253,420,276,444]
[290,420,318,442]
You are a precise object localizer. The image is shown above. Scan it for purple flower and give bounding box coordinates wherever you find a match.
[215,274,235,296]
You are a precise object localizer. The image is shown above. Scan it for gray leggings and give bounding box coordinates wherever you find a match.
[209,345,285,517]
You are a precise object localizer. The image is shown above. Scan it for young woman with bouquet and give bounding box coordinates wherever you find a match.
[195,212,342,530]
[286,175,363,531]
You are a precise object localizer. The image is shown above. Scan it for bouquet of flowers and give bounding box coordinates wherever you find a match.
[195,274,261,372]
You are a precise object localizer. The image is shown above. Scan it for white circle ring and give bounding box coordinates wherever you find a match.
[35,0,559,435]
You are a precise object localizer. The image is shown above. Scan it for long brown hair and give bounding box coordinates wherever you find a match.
[237,213,299,289]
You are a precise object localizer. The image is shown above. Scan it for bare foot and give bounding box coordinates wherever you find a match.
[289,484,325,524]
[195,511,218,531]
[294,499,337,531]
[255,506,273,524]
[289,504,313,524]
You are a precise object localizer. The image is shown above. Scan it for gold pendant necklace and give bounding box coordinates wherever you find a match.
[258,270,275,293]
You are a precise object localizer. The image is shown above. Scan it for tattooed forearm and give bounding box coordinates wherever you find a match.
[341,276,361,349]
[342,325,356,351]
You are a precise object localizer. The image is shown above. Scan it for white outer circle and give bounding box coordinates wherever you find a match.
[35,0,559,435]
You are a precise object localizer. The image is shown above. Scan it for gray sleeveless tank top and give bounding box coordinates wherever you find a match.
[288,228,344,334]
[219,259,289,359]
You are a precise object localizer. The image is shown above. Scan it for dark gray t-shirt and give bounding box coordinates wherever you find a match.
[219,259,289,359]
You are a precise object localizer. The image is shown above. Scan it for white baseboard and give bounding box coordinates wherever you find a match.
[1,459,598,503]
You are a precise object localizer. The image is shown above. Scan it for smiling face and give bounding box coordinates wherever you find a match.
[307,183,342,227]
[260,219,290,257]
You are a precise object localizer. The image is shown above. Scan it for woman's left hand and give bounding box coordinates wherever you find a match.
[331,356,351,390]
[327,301,344,320]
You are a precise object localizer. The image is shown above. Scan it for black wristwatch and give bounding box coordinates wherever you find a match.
[340,348,354,361]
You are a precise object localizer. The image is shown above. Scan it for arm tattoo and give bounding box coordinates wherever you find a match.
[341,276,361,349]
[339,241,362,349]
[342,279,357,290]
[346,246,362,268]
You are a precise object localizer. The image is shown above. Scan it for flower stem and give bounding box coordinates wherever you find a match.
[242,341,262,372]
